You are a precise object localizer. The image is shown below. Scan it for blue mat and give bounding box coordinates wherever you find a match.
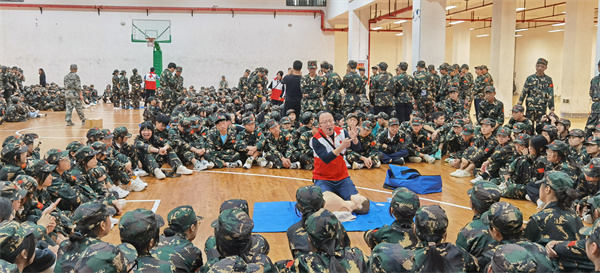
[252,201,395,233]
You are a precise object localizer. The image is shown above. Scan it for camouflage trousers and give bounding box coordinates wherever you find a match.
[131,90,142,109]
[161,91,174,114]
[118,144,139,169]
[120,90,130,109]
[112,89,120,107]
[65,92,85,122]
[176,149,207,165]
[586,102,600,136]
[463,146,485,167]
[416,98,434,120]
[343,94,362,116]
[503,182,527,199]
[291,151,314,170]
[301,98,323,114]
[525,106,546,126]
[139,150,182,173]
[346,152,381,166]
[464,94,474,115]
[264,151,299,169]
[325,90,343,117]
[205,150,240,168]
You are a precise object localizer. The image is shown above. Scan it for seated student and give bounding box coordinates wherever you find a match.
[280,117,295,136]
[413,205,479,272]
[73,241,130,272]
[506,105,534,135]
[134,121,192,180]
[556,118,571,142]
[262,119,300,169]
[201,208,275,273]
[425,111,451,160]
[368,242,415,273]
[477,86,504,127]
[295,121,319,170]
[4,96,28,122]
[373,112,389,137]
[523,171,582,245]
[347,121,381,170]
[287,186,349,259]
[168,117,209,171]
[65,141,84,165]
[481,202,555,272]
[113,126,147,177]
[451,118,498,178]
[406,117,436,164]
[582,136,600,167]
[295,112,315,141]
[237,116,266,170]
[502,133,533,199]
[287,209,366,273]
[471,127,517,184]
[205,114,243,169]
[541,124,558,143]
[286,109,297,126]
[445,120,466,162]
[376,118,409,165]
[364,187,419,250]
[566,129,588,166]
[0,221,37,272]
[120,209,175,272]
[19,133,40,160]
[486,244,538,273]
[143,96,163,124]
[152,206,203,273]
[98,130,147,192]
[55,201,115,272]
[456,182,500,258]
[545,140,581,189]
[442,87,467,123]
[0,143,28,181]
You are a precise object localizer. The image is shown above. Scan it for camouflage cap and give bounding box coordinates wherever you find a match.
[514,133,531,146]
[416,60,426,68]
[307,60,317,69]
[1,143,28,160]
[448,86,459,93]
[86,128,101,140]
[320,61,329,69]
[44,149,69,165]
[180,118,193,133]
[170,116,180,125]
[25,159,56,178]
[72,201,116,227]
[20,133,39,145]
[511,105,525,113]
[0,221,33,254]
[266,119,278,129]
[452,64,460,71]
[113,126,132,138]
[556,118,571,127]
[356,110,366,119]
[295,186,324,213]
[541,124,557,132]
[66,141,84,154]
[511,122,526,134]
[468,181,501,211]
[378,62,388,70]
[99,129,114,139]
[216,208,253,243]
[75,146,100,162]
[361,120,373,131]
[370,243,415,273]
[567,129,585,138]
[489,244,537,273]
[484,86,496,93]
[0,259,17,273]
[390,187,420,217]
[74,241,128,273]
[0,181,27,201]
[428,64,436,71]
[14,175,38,193]
[581,218,600,245]
[91,141,110,155]
[204,255,261,273]
[397,62,408,71]
[20,222,46,241]
[167,205,203,232]
[377,112,389,120]
[286,109,296,116]
[536,58,548,65]
[2,136,19,147]
[535,170,574,191]
[281,117,292,124]
[132,68,138,72]
[583,158,600,178]
[461,64,469,70]
[412,117,424,126]
[120,70,126,74]
[215,114,228,124]
[482,202,523,234]
[176,66,182,72]
[389,118,400,126]
[242,116,255,125]
[304,209,340,247]
[452,120,464,127]
[113,69,119,74]
[496,126,511,137]
[346,112,358,121]
[70,64,78,69]
[414,205,448,236]
[347,60,357,69]
[481,118,496,127]
[190,117,201,129]
[220,199,249,214]
[480,64,489,70]
[452,112,464,119]
[119,209,164,243]
[462,124,475,136]
[586,136,600,146]
[546,140,569,153]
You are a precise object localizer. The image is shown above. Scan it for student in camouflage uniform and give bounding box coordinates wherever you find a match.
[0,221,37,271]
[472,65,494,118]
[586,61,600,136]
[477,86,504,127]
[119,208,174,272]
[295,120,318,170]
[64,64,85,126]
[288,209,366,273]
[143,96,162,123]
[482,202,555,272]
[134,121,190,180]
[368,242,415,273]
[346,121,380,170]
[406,117,436,164]
[0,143,27,181]
[152,206,203,272]
[393,62,417,123]
[581,215,600,271]
[205,114,243,169]
[582,136,600,167]
[472,127,516,184]
[451,118,498,178]
[321,62,343,117]
[111,69,120,108]
[341,60,363,116]
[130,68,143,109]
[506,105,534,135]
[160,63,177,114]
[568,129,588,166]
[456,182,500,258]
[119,70,130,109]
[413,61,434,118]
[446,120,468,160]
[168,117,209,171]
[73,241,131,272]
[501,133,532,199]
[4,97,27,122]
[413,205,479,272]
[238,69,251,95]
[556,118,571,142]
[442,87,468,122]
[262,119,299,169]
[44,148,83,212]
[459,64,474,111]
[487,244,538,273]
[376,118,409,165]
[518,58,555,126]
[430,64,442,101]
[174,66,184,101]
[370,62,394,116]
[364,187,419,250]
[55,201,116,272]
[300,60,324,114]
[236,116,266,169]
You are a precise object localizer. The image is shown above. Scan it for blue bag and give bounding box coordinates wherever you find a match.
[383,165,442,194]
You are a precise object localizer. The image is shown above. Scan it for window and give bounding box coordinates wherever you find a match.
[286,0,326,7]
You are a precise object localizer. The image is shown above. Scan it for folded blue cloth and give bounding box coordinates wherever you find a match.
[252,201,394,233]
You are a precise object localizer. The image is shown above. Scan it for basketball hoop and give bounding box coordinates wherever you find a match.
[146,37,156,47]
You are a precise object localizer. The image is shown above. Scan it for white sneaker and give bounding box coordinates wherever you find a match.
[290,162,300,169]
[450,169,462,177]
[109,185,129,199]
[117,199,127,208]
[133,176,148,187]
[423,155,435,164]
[408,157,422,163]
[154,168,166,180]
[444,157,453,163]
[374,161,381,168]
[176,165,194,175]
[258,157,268,167]
[133,168,148,177]
[267,161,274,169]
[352,162,363,170]
[234,160,243,168]
[123,179,146,192]
[470,175,484,184]
[194,161,207,171]
[498,182,507,191]
[455,170,472,178]
[537,199,546,210]
[202,160,214,169]
[243,158,253,169]
[525,194,532,202]
[110,217,119,228]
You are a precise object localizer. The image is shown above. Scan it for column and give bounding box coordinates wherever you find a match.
[348,8,370,63]
[597,0,600,77]
[452,22,471,65]
[562,0,595,114]
[411,0,446,68]
[402,20,413,71]
[489,0,516,113]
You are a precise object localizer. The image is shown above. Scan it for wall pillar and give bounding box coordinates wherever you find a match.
[348,8,370,63]
[489,0,516,113]
[411,0,445,68]
[401,20,412,71]
[452,22,471,65]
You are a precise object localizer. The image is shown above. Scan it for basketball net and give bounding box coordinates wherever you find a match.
[146,38,156,48]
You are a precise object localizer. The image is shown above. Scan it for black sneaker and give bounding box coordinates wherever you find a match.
[66,121,75,126]
[391,158,405,165]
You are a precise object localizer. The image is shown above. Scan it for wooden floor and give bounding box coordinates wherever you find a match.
[3,103,586,262]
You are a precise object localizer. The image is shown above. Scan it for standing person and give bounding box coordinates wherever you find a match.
[413,60,434,119]
[371,62,394,116]
[39,68,46,87]
[268,71,285,106]
[342,60,364,116]
[219,75,228,89]
[587,61,600,136]
[130,68,143,109]
[460,64,474,113]
[473,65,494,119]
[300,60,325,114]
[322,62,343,117]
[160,62,177,114]
[119,70,129,109]
[282,60,303,118]
[111,69,120,108]
[518,58,554,127]
[393,62,417,123]
[64,64,85,126]
[143,67,159,105]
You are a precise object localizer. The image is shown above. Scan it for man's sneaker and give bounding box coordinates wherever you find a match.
[133,168,148,177]
[176,165,194,175]
[194,161,207,171]
[352,162,363,170]
[525,194,532,202]
[66,121,75,126]
[154,168,166,180]
[374,161,381,168]
[391,158,405,165]
[290,162,301,169]
[202,160,214,169]
[423,155,435,164]
[434,150,442,160]
[258,157,268,167]
[122,180,145,192]
[109,185,129,199]
[235,160,243,168]
[408,157,422,163]
[243,158,253,169]
[455,169,472,178]
[267,161,274,169]
[470,175,484,184]
[450,169,461,177]
[132,176,148,187]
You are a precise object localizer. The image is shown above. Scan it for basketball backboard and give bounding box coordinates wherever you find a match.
[131,19,171,43]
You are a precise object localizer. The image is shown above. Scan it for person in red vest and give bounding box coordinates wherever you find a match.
[143,67,160,105]
[268,71,285,106]
[310,112,370,214]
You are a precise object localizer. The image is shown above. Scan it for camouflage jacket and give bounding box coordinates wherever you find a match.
[264,131,295,159]
[64,72,81,92]
[205,127,243,153]
[371,72,395,107]
[460,72,474,97]
[119,75,129,91]
[506,117,534,135]
[551,238,595,272]
[134,134,170,154]
[238,76,249,92]
[455,214,497,258]
[160,69,176,93]
[132,254,175,273]
[393,72,417,104]
[431,73,442,97]
[470,134,499,164]
[347,133,378,158]
[407,129,435,156]
[590,75,600,103]
[523,201,583,245]
[112,75,120,91]
[376,129,409,154]
[300,74,325,100]
[152,234,203,273]
[236,129,266,151]
[48,170,85,212]
[204,234,270,261]
[342,71,363,95]
[413,70,434,101]
[443,98,468,121]
[518,73,555,111]
[478,99,504,126]
[130,74,143,90]
[55,236,103,273]
[479,239,555,273]
[364,220,418,250]
[413,242,479,272]
[0,163,24,181]
[473,73,493,99]
[488,142,516,165]
[324,71,342,96]
[297,130,315,155]
[288,247,367,273]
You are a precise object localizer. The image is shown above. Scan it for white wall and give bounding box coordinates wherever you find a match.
[0,7,335,89]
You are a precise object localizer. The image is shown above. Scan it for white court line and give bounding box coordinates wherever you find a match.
[200,170,471,210]
[125,199,161,213]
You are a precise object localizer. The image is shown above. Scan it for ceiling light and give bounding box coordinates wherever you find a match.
[515,28,528,32]
[515,34,523,37]
[548,29,564,33]
[371,27,383,30]
[562,11,566,14]
[396,33,403,36]
[470,28,474,30]
[449,20,465,25]
[552,23,565,26]
[446,5,457,10]
[476,34,489,37]
[516,7,526,11]
[393,20,407,24]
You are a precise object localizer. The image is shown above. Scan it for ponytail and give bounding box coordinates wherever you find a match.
[555,187,577,210]
[420,241,450,273]
[320,239,347,273]
[65,213,107,252]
